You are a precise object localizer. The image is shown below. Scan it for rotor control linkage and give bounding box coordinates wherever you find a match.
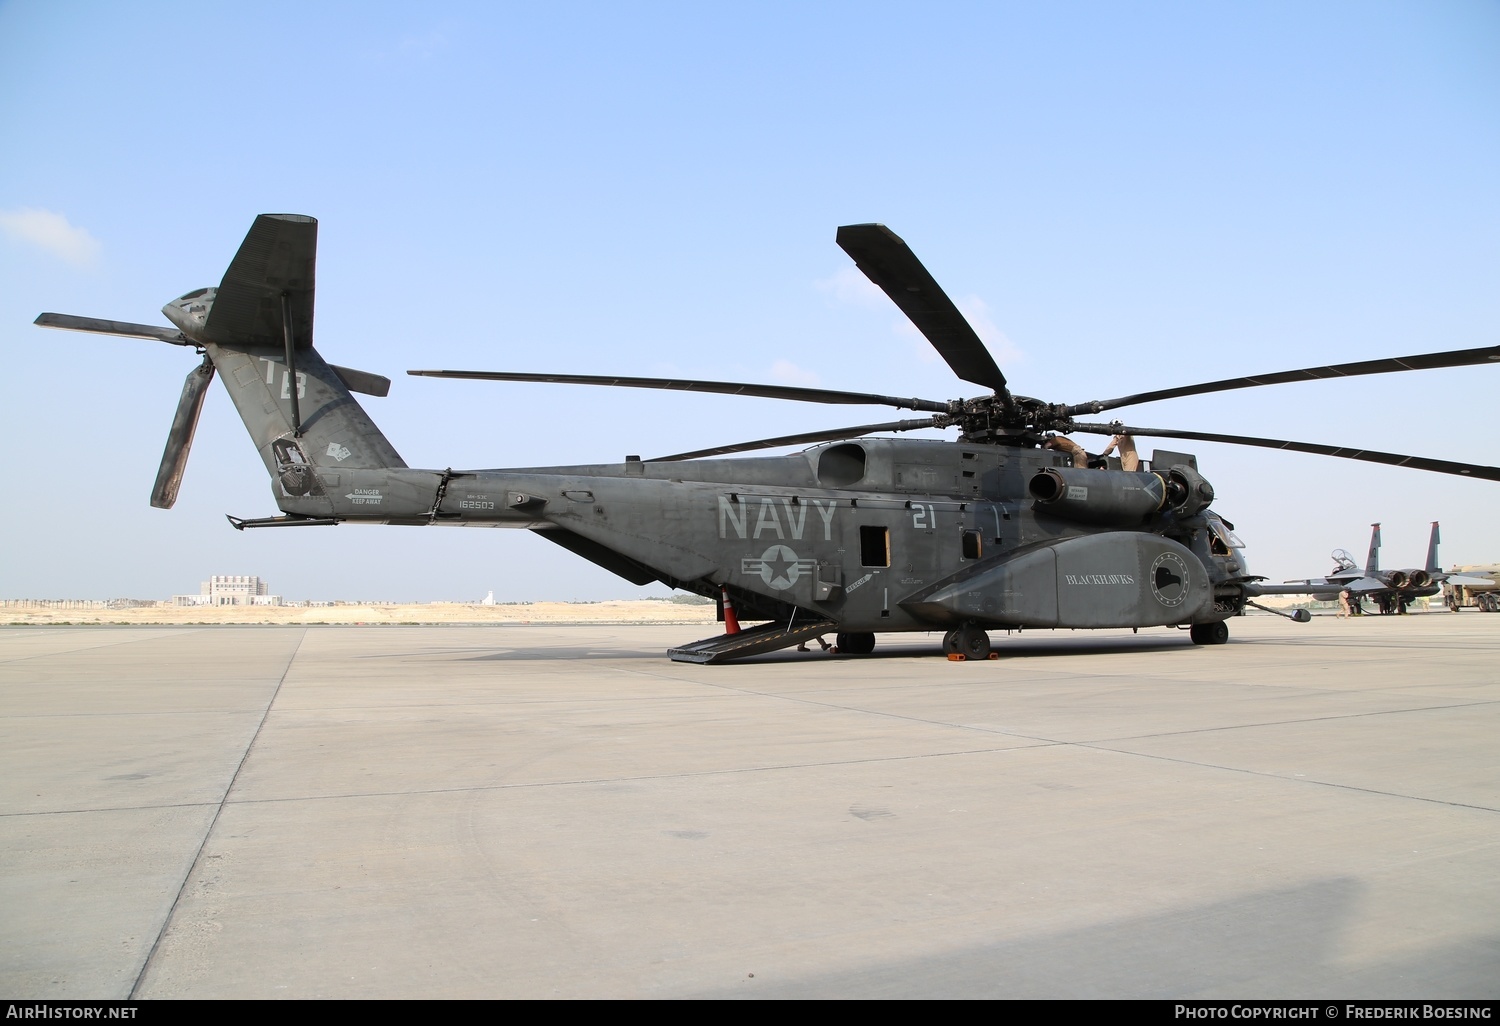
[281,291,302,436]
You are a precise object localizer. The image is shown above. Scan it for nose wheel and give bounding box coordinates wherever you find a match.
[942,625,992,660]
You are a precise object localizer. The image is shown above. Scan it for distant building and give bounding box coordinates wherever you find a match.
[174,575,282,606]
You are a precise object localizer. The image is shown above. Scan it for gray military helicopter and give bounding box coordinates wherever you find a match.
[34,214,1500,662]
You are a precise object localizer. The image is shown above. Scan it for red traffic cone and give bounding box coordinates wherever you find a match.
[721,585,741,634]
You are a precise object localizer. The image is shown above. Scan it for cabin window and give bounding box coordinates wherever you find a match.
[860,525,890,568]
[962,530,982,560]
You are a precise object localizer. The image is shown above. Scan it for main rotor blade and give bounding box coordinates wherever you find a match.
[835,224,1011,398]
[407,369,950,413]
[151,357,216,509]
[651,417,946,462]
[35,313,191,345]
[1069,422,1500,482]
[1070,344,1500,415]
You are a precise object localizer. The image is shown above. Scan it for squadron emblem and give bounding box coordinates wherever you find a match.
[741,545,815,591]
[1149,551,1191,607]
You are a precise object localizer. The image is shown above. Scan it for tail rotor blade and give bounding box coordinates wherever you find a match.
[34,313,191,345]
[151,357,216,509]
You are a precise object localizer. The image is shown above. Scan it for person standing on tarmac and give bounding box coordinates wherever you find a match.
[1338,589,1352,618]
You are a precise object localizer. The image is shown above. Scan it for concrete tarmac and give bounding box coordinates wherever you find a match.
[2,614,1496,999]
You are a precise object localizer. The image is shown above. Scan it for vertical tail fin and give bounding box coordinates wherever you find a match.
[1364,523,1382,576]
[35,215,405,515]
[1425,521,1441,575]
[174,215,406,514]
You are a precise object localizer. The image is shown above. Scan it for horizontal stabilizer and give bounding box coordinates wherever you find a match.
[330,364,391,397]
[34,313,189,345]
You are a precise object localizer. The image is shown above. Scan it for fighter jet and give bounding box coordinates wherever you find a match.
[1263,522,1477,614]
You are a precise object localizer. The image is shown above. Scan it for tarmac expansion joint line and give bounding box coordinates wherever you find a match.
[209,743,1076,808]
[1090,696,1500,746]
[560,664,1500,817]
[126,627,309,1000]
[0,625,212,665]
[1073,741,1500,816]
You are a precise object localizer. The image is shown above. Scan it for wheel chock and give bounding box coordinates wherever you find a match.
[947,652,966,661]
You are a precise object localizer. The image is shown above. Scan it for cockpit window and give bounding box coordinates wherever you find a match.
[1206,515,1245,551]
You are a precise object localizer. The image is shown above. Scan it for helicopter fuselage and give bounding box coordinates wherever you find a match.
[269,429,1246,635]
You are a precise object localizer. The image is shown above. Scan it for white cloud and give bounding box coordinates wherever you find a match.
[0,207,101,267]
[888,294,1023,370]
[814,265,885,307]
[769,359,820,386]
[815,265,1023,371]
[955,294,1023,368]
[397,26,449,60]
[362,22,453,62]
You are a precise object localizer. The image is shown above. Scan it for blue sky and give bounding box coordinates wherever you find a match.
[2,1,1497,601]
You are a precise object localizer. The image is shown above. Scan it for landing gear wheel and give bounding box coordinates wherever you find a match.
[835,631,876,655]
[1189,621,1230,645]
[942,629,962,656]
[956,625,991,660]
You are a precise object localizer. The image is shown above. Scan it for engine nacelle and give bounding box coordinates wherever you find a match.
[1386,570,1410,589]
[1161,463,1215,516]
[1408,569,1431,589]
[1029,464,1216,524]
[1029,468,1168,525]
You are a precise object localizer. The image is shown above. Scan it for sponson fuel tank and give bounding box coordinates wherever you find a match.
[901,532,1213,629]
